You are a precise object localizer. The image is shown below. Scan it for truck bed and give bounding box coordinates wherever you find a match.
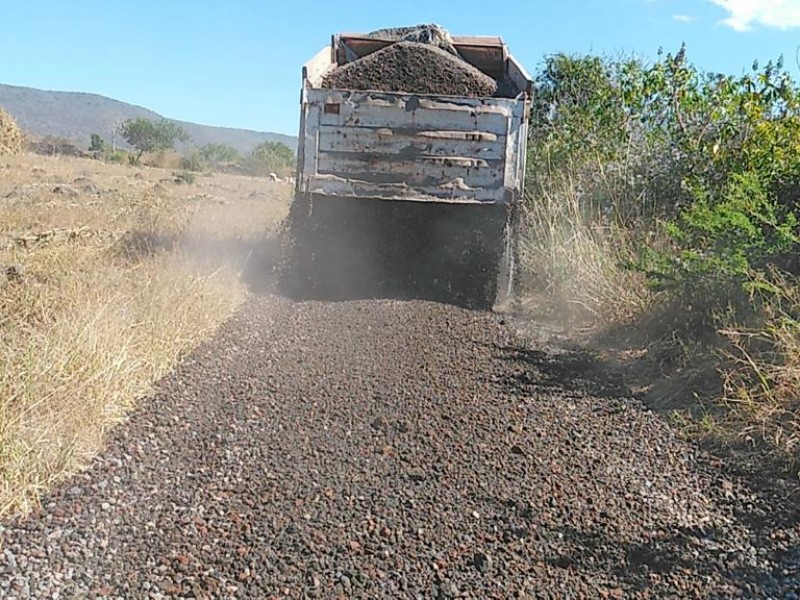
[296,36,532,205]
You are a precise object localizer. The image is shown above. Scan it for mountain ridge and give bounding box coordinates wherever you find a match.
[0,83,296,153]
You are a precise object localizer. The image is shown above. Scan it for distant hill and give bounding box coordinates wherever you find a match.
[0,83,296,154]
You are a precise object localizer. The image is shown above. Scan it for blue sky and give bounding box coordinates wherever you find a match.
[2,0,800,136]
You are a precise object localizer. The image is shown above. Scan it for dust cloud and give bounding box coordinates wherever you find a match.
[276,194,510,309]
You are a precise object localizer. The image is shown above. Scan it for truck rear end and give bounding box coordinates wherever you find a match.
[286,28,532,308]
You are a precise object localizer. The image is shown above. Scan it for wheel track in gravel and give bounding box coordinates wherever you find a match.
[1,295,799,599]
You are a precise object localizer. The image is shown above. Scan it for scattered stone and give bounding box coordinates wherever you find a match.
[371,415,389,430]
[5,263,25,282]
[407,468,427,482]
[51,184,79,197]
[473,551,493,573]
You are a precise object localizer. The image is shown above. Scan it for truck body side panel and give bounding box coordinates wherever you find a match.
[299,89,527,204]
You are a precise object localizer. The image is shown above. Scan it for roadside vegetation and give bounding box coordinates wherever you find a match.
[89,118,295,178]
[0,148,290,517]
[22,116,296,181]
[520,47,800,468]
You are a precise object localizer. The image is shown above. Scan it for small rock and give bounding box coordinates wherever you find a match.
[407,468,426,482]
[52,185,79,197]
[5,264,25,282]
[473,551,493,573]
[438,579,459,598]
[371,416,388,430]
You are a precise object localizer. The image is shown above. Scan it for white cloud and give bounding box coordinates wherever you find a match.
[672,14,696,22]
[710,0,800,31]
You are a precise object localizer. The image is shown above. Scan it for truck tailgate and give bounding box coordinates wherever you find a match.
[298,90,528,204]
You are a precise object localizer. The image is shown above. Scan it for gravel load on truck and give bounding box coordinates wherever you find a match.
[321,41,499,97]
[365,24,458,55]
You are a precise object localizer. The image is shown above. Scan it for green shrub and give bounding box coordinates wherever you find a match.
[89,133,105,152]
[244,141,294,177]
[525,48,800,328]
[180,152,205,172]
[107,150,128,163]
[199,143,240,167]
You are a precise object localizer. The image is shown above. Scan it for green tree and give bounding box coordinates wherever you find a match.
[88,133,105,152]
[199,143,240,166]
[119,118,189,164]
[246,141,295,176]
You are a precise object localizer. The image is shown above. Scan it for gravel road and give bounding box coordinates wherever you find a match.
[2,295,799,599]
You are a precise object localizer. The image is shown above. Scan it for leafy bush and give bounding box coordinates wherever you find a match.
[524,46,800,462]
[120,118,189,164]
[199,143,240,167]
[525,48,800,326]
[89,133,105,152]
[180,152,205,172]
[244,141,294,176]
[107,150,128,163]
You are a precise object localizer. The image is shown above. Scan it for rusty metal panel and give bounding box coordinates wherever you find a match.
[506,53,533,98]
[317,125,505,160]
[305,175,506,203]
[503,101,527,193]
[316,153,504,188]
[298,71,531,204]
[314,91,513,133]
[300,103,321,181]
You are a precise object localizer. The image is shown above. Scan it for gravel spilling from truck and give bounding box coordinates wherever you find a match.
[1,295,799,598]
[321,41,499,97]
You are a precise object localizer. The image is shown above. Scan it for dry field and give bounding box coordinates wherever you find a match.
[0,153,291,517]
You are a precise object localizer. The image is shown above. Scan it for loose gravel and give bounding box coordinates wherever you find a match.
[321,42,499,98]
[1,295,799,599]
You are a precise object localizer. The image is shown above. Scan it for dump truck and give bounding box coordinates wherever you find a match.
[285,26,532,309]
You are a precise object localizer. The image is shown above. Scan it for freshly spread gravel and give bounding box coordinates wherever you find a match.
[2,295,799,598]
[321,42,499,98]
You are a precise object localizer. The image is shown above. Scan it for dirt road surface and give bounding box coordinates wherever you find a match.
[2,295,799,599]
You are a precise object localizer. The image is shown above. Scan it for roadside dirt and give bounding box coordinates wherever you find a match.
[1,294,799,598]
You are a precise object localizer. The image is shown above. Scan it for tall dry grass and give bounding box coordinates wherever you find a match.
[517,157,800,468]
[718,278,800,462]
[516,166,651,329]
[0,153,289,517]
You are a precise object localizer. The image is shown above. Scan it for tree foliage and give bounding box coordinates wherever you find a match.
[198,143,240,166]
[246,141,295,175]
[120,118,188,163]
[88,133,105,152]
[527,47,800,322]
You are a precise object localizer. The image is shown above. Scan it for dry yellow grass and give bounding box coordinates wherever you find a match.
[517,171,650,330]
[718,278,800,462]
[0,109,25,156]
[0,153,291,517]
[518,173,800,467]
